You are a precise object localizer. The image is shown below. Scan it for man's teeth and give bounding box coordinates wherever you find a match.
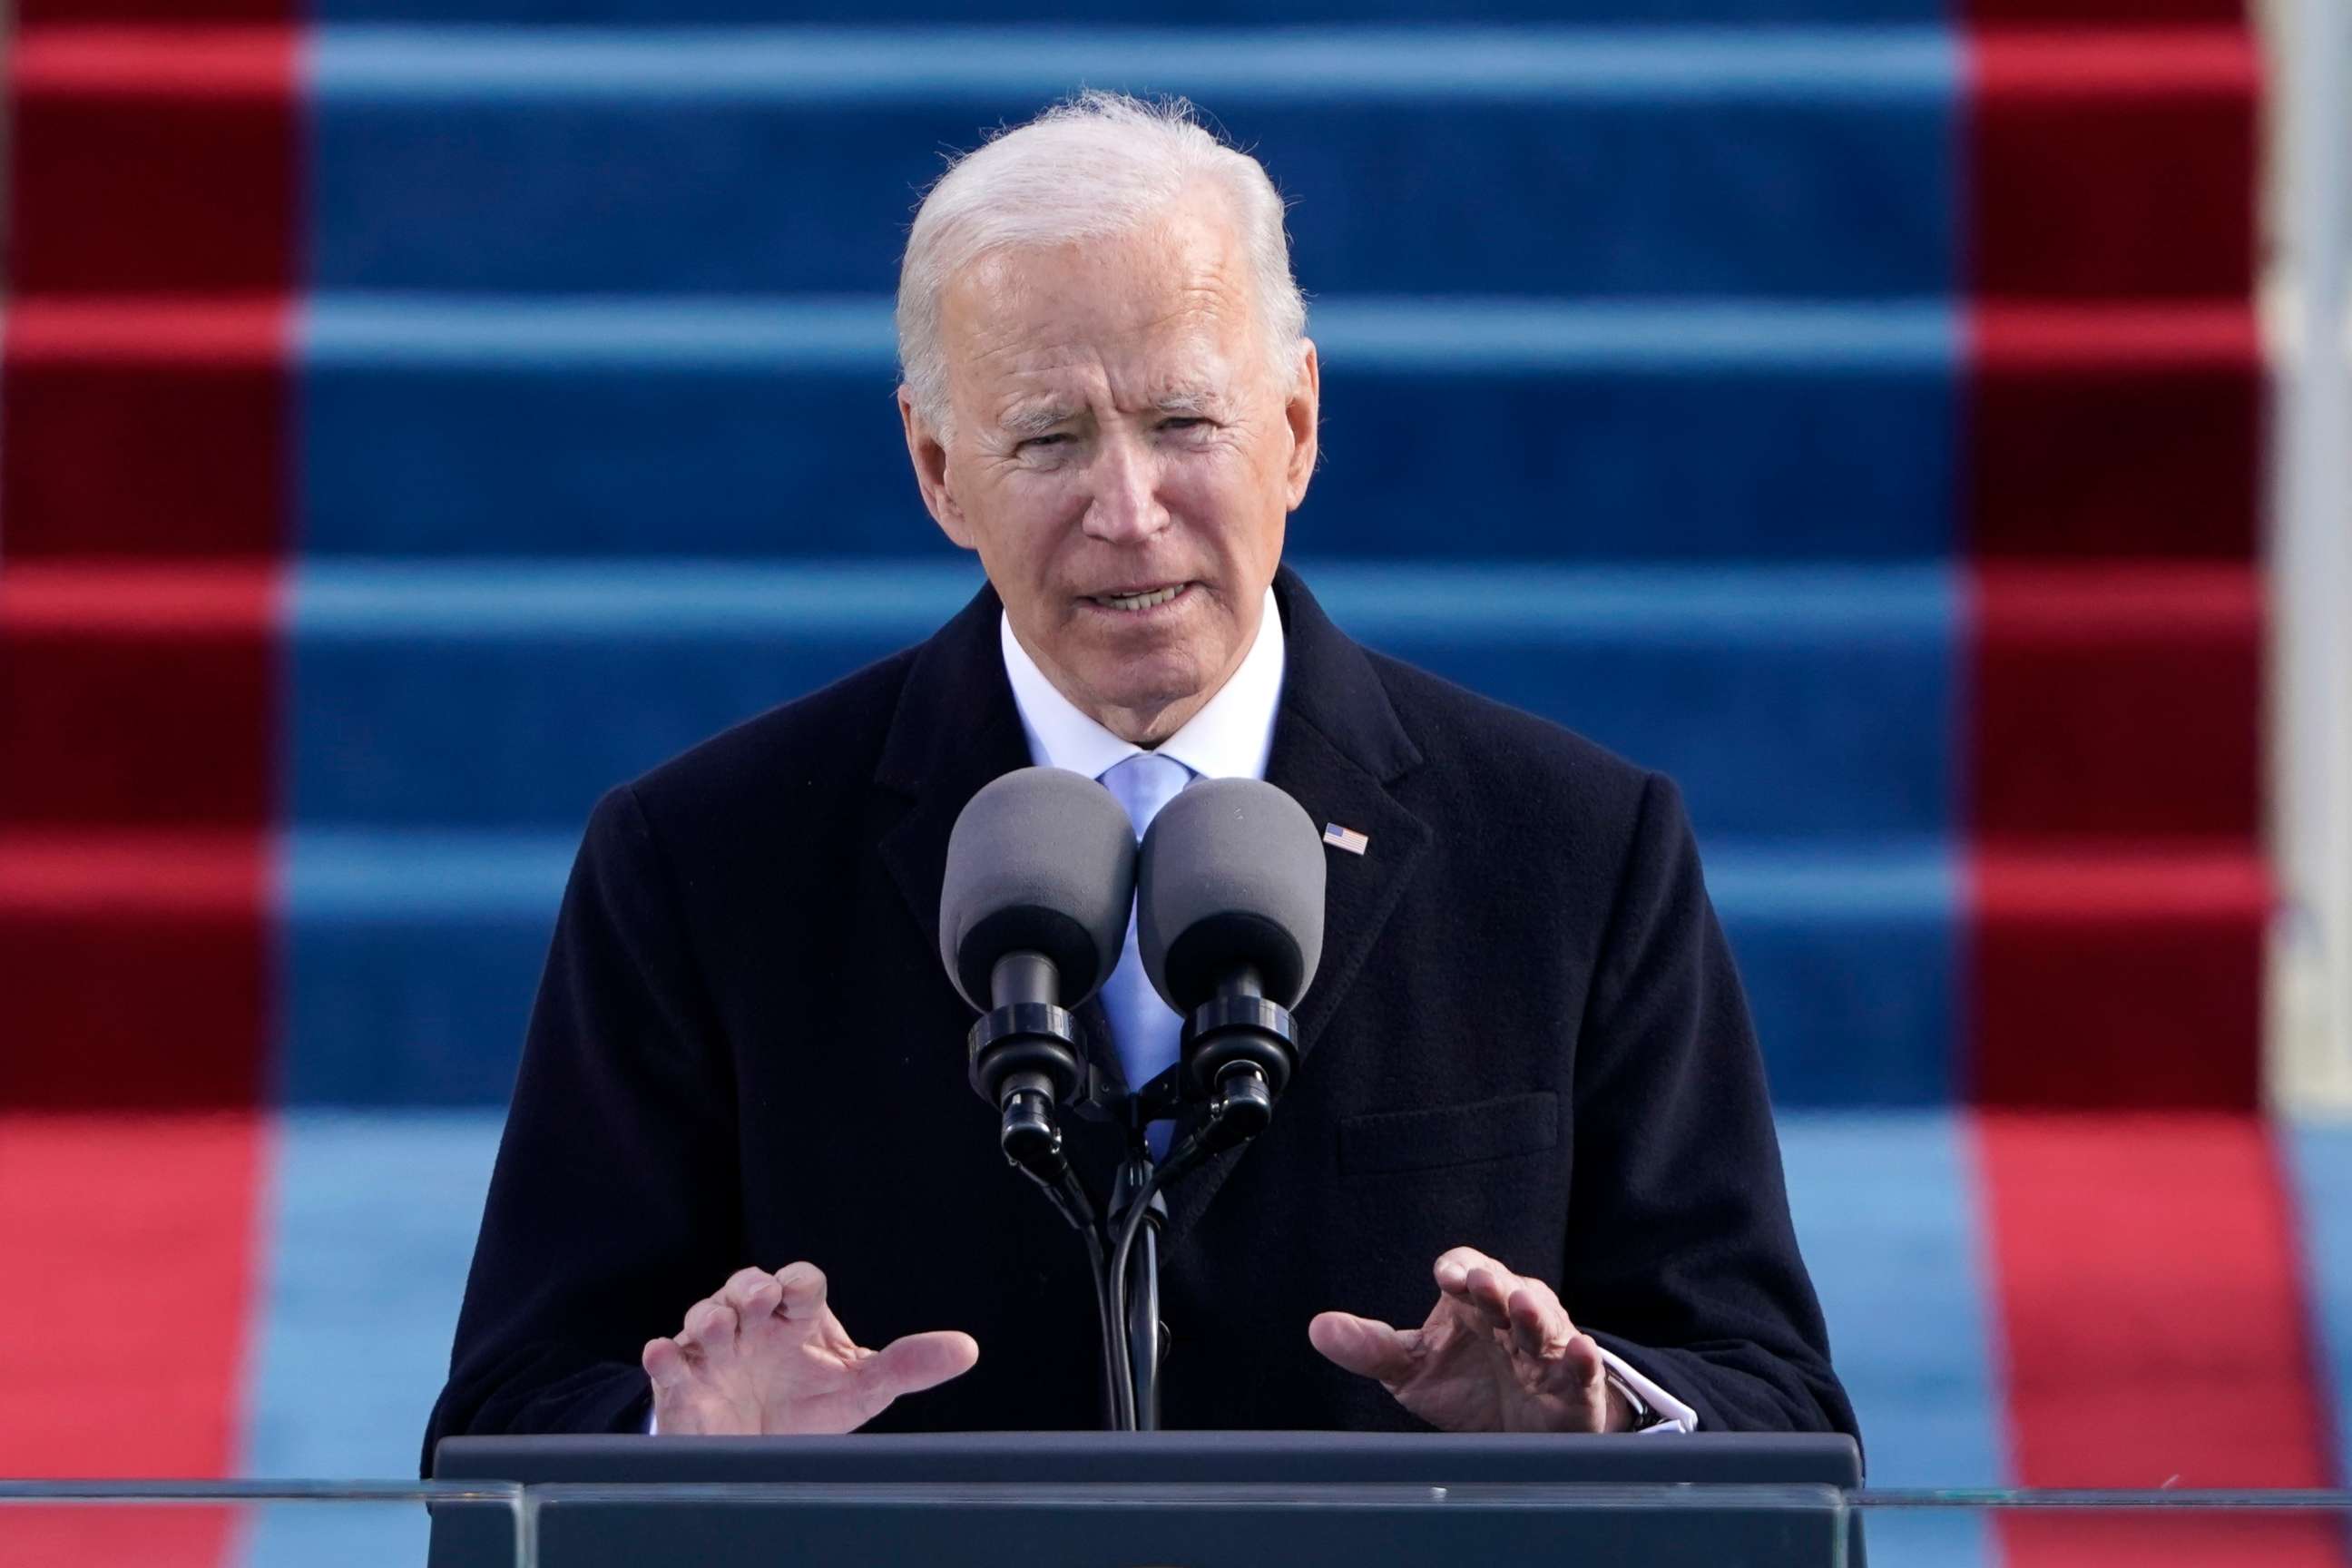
[1097,585,1182,612]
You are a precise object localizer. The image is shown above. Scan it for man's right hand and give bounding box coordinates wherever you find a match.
[642,1261,980,1435]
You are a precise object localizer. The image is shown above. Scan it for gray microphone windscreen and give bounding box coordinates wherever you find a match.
[1136,777,1327,1013]
[938,767,1138,1010]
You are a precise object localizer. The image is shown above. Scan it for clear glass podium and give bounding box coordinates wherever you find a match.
[6,1479,2352,1566]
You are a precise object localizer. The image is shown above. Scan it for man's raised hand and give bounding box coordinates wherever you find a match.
[641,1262,979,1435]
[1307,1246,1632,1434]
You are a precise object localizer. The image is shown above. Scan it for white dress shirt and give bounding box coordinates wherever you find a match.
[999,587,1287,789]
[998,587,1698,1436]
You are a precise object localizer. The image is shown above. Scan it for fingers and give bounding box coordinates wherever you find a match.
[1308,1311,1416,1385]
[861,1330,981,1405]
[1504,1279,1574,1359]
[1433,1244,1494,1293]
[1434,1247,1576,1356]
[674,1261,819,1371]
[774,1260,829,1320]
[661,1262,968,1434]
[642,1335,690,1391]
[1557,1331,1613,1422]
[1433,1246,1513,1326]
[681,1298,741,1368]
[720,1267,785,1327]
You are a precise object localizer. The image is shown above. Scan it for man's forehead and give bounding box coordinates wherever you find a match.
[954,277,1243,368]
[951,189,1244,309]
[944,209,1253,378]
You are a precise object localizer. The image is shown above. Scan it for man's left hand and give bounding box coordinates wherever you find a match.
[1308,1246,1633,1433]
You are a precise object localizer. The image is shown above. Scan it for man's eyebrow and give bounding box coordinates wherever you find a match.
[1152,390,1226,417]
[996,393,1221,436]
[997,403,1077,438]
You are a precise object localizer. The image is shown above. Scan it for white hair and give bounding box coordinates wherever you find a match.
[896,91,1308,439]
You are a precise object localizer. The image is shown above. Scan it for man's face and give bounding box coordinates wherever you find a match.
[900,188,1319,746]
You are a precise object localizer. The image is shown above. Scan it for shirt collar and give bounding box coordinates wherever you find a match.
[999,585,1285,784]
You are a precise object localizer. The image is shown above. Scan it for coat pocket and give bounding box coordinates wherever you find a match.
[1338,1090,1560,1176]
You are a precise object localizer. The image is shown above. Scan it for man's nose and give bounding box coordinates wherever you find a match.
[1080,431,1171,544]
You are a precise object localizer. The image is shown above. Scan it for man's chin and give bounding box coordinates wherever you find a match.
[1074,665,1220,742]
[1064,629,1209,692]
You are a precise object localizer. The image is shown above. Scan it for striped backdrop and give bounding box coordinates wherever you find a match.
[0,1,2315,1563]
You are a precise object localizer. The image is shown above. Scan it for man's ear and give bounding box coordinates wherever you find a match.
[1282,339,1321,511]
[898,386,974,549]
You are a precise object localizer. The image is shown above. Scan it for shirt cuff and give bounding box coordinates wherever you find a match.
[1596,1348,1699,1435]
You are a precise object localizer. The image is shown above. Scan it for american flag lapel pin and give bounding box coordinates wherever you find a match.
[1322,822,1370,856]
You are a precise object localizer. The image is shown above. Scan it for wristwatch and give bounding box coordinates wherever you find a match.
[1604,1366,1663,1432]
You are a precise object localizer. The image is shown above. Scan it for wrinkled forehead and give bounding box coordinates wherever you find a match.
[939,209,1260,412]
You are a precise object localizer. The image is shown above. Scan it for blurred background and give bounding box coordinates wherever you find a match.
[1,0,2348,1561]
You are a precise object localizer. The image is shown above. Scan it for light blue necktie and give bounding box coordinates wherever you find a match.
[1098,752,1195,1156]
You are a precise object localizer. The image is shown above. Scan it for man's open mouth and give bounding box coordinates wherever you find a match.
[1090,583,1189,612]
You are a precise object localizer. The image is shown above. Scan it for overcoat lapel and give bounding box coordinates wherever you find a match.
[875,581,1032,970]
[872,583,1132,1200]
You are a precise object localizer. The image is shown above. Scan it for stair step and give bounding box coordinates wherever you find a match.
[1970,26,2258,298]
[292,296,1959,564]
[283,559,1965,838]
[0,833,272,1106]
[268,832,1970,1105]
[1966,302,2259,559]
[0,830,2259,1107]
[3,559,2259,840]
[289,837,2246,1113]
[6,26,303,295]
[0,564,283,828]
[1972,564,2263,840]
[1971,848,2269,1107]
[9,25,2255,299]
[0,295,2259,561]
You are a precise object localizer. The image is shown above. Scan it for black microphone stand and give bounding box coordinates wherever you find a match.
[1099,972,1299,1431]
[973,965,1298,1431]
[1091,1062,1191,1431]
[1108,1141,1167,1430]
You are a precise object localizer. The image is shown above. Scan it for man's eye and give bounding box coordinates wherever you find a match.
[1160,417,1210,435]
[1019,434,1070,451]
